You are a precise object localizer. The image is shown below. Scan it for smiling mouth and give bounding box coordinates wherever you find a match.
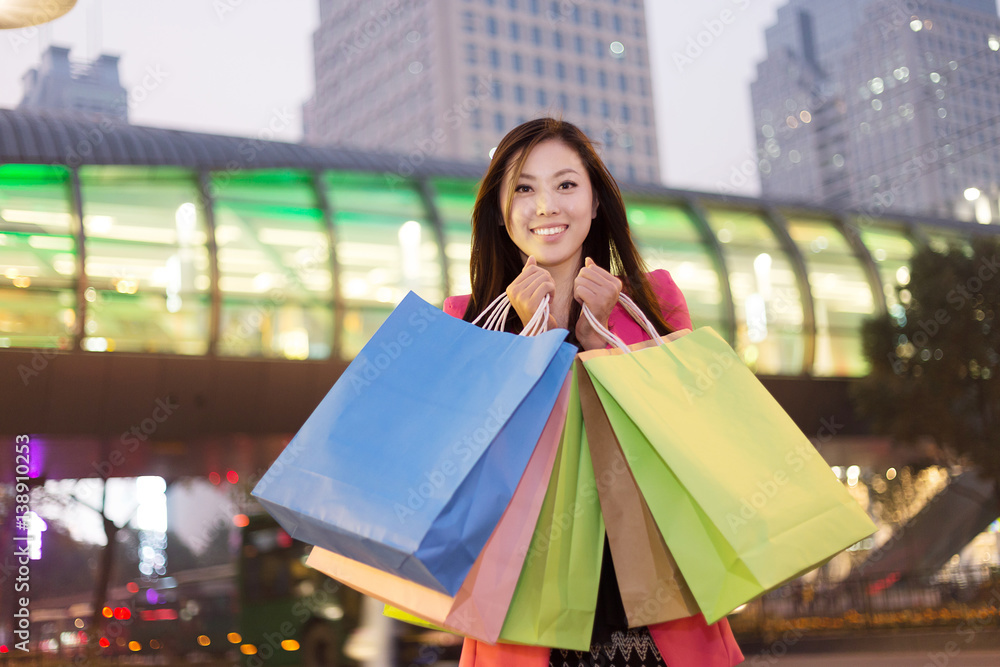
[531,225,568,236]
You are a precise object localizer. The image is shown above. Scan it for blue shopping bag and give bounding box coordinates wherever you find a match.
[253,291,576,596]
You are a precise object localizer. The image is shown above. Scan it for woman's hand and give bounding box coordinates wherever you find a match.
[506,256,558,332]
[574,257,622,350]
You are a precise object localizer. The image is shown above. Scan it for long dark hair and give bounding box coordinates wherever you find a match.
[461,117,677,340]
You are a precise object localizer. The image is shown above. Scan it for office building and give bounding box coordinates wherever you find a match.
[18,45,129,121]
[752,0,1000,220]
[304,0,661,183]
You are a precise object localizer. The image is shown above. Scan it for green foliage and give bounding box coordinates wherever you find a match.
[854,236,1000,478]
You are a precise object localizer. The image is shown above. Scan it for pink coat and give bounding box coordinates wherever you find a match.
[443,269,745,667]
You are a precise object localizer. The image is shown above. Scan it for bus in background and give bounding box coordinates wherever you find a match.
[239,513,363,667]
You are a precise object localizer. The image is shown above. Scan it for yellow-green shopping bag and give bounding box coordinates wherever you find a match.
[579,314,875,625]
[387,363,605,651]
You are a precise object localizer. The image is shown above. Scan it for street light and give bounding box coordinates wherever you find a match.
[0,0,77,29]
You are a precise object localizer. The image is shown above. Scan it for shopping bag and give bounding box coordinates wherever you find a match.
[305,373,570,643]
[580,320,875,624]
[494,362,605,651]
[576,358,700,627]
[253,291,577,596]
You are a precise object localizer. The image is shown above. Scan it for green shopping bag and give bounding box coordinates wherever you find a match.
[386,363,605,651]
[497,362,604,650]
[580,326,875,625]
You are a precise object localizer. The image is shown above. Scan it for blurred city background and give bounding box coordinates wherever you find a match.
[1,0,999,665]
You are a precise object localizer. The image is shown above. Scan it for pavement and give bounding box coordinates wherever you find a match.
[750,650,1000,666]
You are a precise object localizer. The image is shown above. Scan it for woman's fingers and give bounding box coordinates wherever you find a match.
[506,257,554,329]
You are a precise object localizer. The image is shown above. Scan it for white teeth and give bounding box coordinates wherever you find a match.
[532,226,567,236]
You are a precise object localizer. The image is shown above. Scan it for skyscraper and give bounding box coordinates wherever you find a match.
[752,0,1000,220]
[18,45,129,121]
[304,0,660,184]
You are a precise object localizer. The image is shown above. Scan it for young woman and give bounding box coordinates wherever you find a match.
[443,118,744,667]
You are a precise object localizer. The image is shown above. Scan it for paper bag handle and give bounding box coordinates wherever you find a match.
[582,292,665,353]
[472,293,551,336]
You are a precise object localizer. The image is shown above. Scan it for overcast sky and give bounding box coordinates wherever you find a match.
[0,0,792,195]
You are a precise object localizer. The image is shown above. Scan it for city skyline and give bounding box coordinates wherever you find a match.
[752,0,1000,219]
[0,0,794,196]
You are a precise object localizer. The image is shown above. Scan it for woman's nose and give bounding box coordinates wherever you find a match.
[535,191,559,216]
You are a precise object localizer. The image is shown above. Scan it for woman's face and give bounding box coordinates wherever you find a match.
[499,139,598,273]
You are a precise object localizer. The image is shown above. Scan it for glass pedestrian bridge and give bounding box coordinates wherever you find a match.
[2,108,999,378]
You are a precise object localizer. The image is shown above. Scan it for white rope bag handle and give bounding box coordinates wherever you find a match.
[472,293,551,336]
[581,292,664,353]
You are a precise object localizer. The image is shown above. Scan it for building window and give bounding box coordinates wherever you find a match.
[642,106,650,127]
[619,73,627,92]
[463,11,475,32]
[493,80,503,100]
[595,38,604,58]
[599,70,608,89]
[530,0,539,14]
[490,49,501,67]
[613,14,623,32]
[621,105,631,122]
[485,16,497,35]
[592,9,602,28]
[508,0,518,9]
[577,65,586,85]
[558,92,569,109]
[495,112,505,133]
[465,43,477,64]
[510,21,520,41]
[554,30,564,49]
[534,57,544,76]
[580,97,590,115]
[537,89,548,106]
[628,164,636,181]
[601,100,610,118]
[472,108,482,129]
[574,34,584,54]
[572,6,580,24]
[0,165,77,349]
[512,52,523,72]
[514,84,525,103]
[556,61,566,80]
[638,76,647,96]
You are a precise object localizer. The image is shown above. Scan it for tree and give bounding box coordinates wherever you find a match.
[853,236,1000,480]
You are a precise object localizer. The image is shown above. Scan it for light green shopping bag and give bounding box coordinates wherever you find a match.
[386,364,605,651]
[580,327,875,625]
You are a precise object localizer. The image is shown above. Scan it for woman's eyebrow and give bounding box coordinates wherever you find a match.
[518,168,580,180]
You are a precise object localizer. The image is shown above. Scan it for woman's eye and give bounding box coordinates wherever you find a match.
[515,184,531,193]
[559,181,577,189]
